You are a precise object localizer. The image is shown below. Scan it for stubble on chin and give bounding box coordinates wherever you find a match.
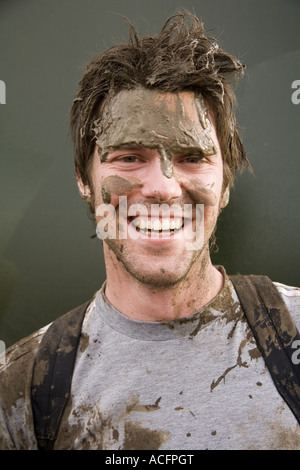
[103,236,206,289]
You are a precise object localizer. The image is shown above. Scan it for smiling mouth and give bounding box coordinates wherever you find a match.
[128,217,185,236]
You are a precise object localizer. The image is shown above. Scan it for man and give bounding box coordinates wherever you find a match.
[1,12,300,450]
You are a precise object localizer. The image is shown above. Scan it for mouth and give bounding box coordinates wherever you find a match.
[127,216,186,238]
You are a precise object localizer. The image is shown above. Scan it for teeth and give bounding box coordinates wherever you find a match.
[153,219,161,231]
[161,219,170,230]
[134,218,184,233]
[140,219,146,230]
[175,219,182,229]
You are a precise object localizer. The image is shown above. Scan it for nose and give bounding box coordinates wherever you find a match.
[140,156,182,202]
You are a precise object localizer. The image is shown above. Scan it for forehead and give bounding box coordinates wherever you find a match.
[94,87,212,144]
[93,87,217,177]
[104,87,200,123]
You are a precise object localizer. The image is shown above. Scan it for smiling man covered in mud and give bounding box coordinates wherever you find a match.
[1,12,300,450]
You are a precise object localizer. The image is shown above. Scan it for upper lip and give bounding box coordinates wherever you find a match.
[126,206,194,218]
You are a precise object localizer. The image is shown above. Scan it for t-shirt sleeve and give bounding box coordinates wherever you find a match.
[0,328,47,450]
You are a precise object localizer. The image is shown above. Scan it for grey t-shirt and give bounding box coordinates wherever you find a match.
[1,268,300,449]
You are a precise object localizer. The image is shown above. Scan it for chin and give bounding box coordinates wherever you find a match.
[105,238,201,289]
[134,269,187,289]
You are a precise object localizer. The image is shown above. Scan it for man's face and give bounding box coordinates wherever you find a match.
[83,87,229,288]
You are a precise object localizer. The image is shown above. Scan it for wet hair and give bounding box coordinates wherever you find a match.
[70,11,251,194]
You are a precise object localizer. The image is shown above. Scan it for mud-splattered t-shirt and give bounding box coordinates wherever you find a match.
[1,268,300,450]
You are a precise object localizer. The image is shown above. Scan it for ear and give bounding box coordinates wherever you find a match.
[76,172,91,201]
[220,186,230,209]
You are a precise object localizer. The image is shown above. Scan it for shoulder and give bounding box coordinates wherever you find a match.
[0,325,49,380]
[228,272,300,332]
[273,281,300,300]
[273,281,300,330]
[2,326,49,367]
[0,326,49,450]
[2,297,93,373]
[0,325,50,410]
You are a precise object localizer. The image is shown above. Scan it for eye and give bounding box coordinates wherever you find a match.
[185,156,203,164]
[178,154,204,164]
[118,155,139,163]
[106,153,146,170]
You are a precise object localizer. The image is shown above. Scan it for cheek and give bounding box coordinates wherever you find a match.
[98,175,143,206]
[90,152,143,207]
[202,204,220,235]
[181,176,222,207]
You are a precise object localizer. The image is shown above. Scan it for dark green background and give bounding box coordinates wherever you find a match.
[0,0,299,347]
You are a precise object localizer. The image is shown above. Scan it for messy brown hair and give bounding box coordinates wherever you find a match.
[71,11,251,197]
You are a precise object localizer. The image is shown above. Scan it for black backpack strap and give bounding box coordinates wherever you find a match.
[31,300,90,450]
[230,274,300,424]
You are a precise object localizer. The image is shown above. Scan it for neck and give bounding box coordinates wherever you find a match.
[103,246,224,322]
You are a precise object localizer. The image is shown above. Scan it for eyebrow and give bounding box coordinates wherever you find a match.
[107,143,146,152]
[105,142,217,158]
